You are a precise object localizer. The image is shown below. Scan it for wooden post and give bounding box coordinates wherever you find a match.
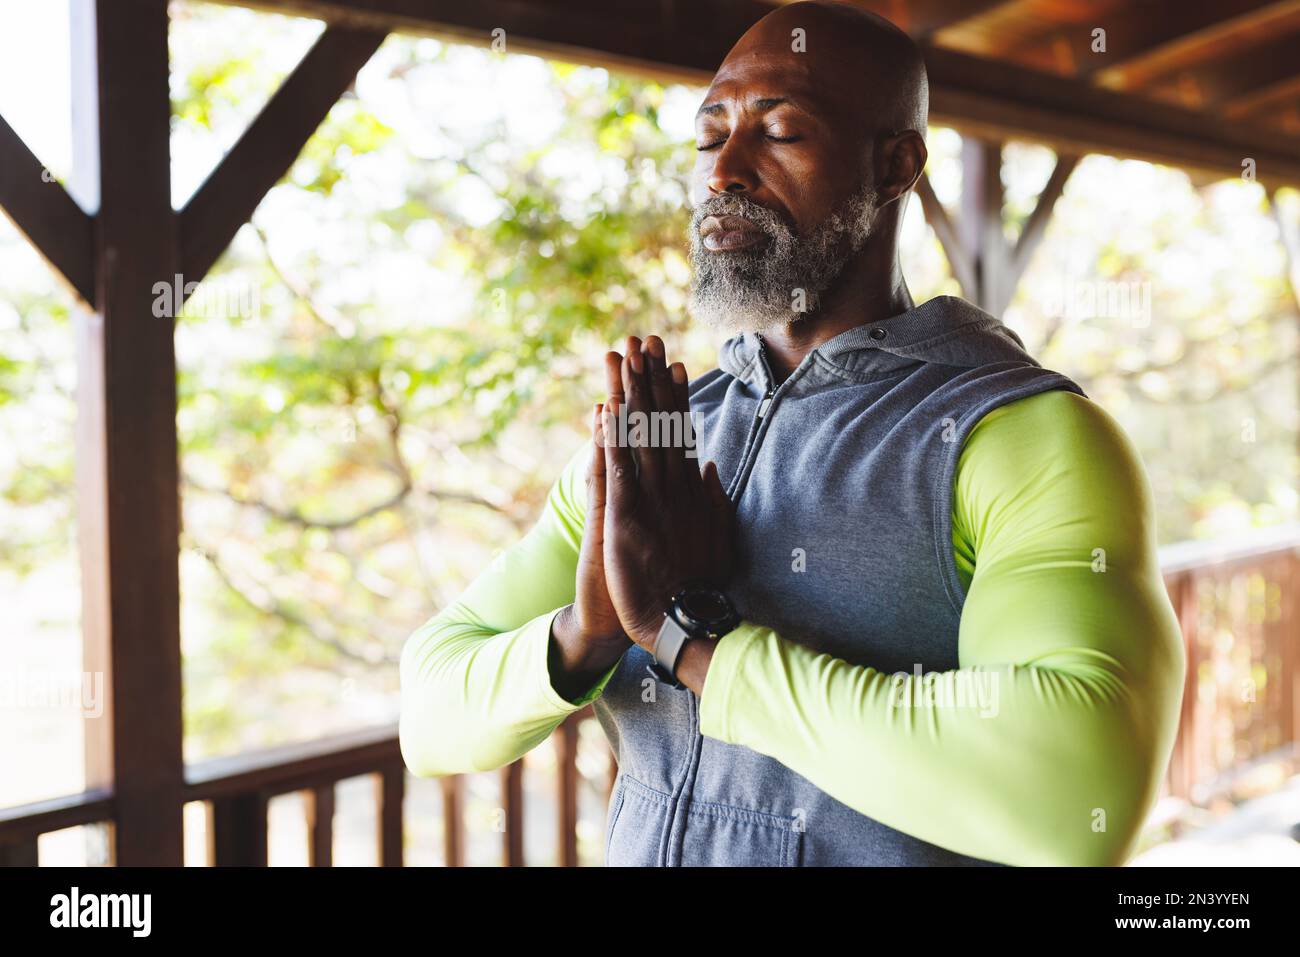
[210,794,269,866]
[305,785,335,867]
[377,764,405,867]
[960,137,1006,314]
[555,715,580,867]
[71,0,185,865]
[440,776,463,867]
[500,762,524,867]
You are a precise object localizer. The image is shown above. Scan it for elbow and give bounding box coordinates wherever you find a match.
[398,623,458,778]
[398,623,509,777]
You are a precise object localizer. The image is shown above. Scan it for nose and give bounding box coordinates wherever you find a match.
[706,137,758,196]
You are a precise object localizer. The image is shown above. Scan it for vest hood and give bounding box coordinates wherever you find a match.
[716,295,1041,388]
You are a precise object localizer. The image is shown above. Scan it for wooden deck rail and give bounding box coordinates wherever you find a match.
[2,528,1297,866]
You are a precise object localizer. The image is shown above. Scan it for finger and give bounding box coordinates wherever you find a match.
[602,396,637,514]
[643,336,683,490]
[669,361,705,501]
[622,347,662,488]
[578,405,608,562]
[604,350,625,405]
[589,402,606,511]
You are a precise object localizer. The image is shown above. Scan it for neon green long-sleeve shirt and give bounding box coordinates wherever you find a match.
[399,388,1185,866]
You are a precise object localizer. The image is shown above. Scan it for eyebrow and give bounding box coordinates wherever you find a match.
[696,96,801,119]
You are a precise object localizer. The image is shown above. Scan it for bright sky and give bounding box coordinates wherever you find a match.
[0,1,74,182]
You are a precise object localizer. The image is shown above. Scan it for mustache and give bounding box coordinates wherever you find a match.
[690,193,792,239]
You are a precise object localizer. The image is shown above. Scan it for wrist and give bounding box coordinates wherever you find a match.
[553,605,624,670]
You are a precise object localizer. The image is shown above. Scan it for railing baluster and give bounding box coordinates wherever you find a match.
[0,839,38,867]
[556,714,579,867]
[440,775,463,867]
[377,764,404,867]
[500,761,524,867]
[305,785,334,867]
[209,793,268,866]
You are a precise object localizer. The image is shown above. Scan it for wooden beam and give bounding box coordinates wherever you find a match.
[858,0,1008,39]
[71,0,185,866]
[1008,153,1078,289]
[0,112,95,305]
[987,0,1292,80]
[1225,74,1300,121]
[961,137,1006,314]
[179,26,387,286]
[201,0,1300,186]
[1140,33,1300,111]
[1093,0,1300,90]
[914,172,977,299]
[203,0,760,86]
[923,43,1300,188]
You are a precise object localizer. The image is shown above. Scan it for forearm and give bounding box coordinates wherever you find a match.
[697,589,1183,866]
[399,603,593,776]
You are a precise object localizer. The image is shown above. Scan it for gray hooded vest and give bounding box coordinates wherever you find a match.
[592,295,1087,866]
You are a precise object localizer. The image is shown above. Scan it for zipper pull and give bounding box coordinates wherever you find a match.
[756,389,774,418]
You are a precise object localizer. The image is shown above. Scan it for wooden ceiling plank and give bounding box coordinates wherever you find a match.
[851,0,1012,38]
[195,0,1300,186]
[1094,0,1300,89]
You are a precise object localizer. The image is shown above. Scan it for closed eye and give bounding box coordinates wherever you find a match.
[696,133,801,151]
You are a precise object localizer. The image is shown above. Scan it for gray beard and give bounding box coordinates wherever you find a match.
[687,179,880,335]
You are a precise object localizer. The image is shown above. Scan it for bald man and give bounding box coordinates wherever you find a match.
[400,1,1185,866]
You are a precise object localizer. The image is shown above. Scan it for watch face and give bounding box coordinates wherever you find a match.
[679,588,732,626]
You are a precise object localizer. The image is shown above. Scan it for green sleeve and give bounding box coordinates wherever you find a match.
[697,390,1186,866]
[399,441,619,777]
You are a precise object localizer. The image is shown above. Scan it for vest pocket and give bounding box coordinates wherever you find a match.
[677,797,803,867]
[606,774,804,866]
[605,774,672,866]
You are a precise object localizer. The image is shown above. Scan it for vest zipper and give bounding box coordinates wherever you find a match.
[666,341,780,865]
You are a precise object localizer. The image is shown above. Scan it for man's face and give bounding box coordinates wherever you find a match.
[688,49,879,334]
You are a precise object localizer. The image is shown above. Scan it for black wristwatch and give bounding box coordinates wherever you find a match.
[646,582,740,689]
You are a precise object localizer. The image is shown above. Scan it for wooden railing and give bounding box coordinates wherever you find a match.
[1159,525,1300,804]
[2,527,1297,866]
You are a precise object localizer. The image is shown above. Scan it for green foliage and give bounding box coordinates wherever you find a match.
[1,13,1297,759]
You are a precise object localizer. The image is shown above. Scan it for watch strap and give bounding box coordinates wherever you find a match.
[648,614,691,688]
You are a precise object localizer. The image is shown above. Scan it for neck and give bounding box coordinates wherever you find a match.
[758,231,914,383]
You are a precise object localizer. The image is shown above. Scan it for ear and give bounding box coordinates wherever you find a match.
[873,130,927,207]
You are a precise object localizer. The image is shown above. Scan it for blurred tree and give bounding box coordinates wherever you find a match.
[0,3,1295,761]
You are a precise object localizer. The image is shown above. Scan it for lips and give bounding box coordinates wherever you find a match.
[699,214,768,252]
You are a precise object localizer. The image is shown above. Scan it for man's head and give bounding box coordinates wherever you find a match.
[687,1,929,333]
